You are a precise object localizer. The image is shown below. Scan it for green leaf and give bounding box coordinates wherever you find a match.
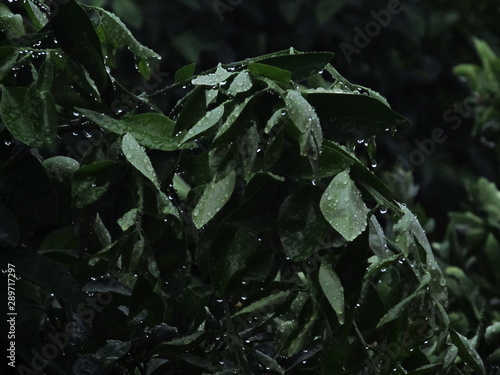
[122,133,160,189]
[227,71,253,96]
[79,109,179,151]
[23,0,48,30]
[320,170,369,241]
[324,140,398,211]
[254,350,285,375]
[279,187,330,261]
[180,104,225,144]
[1,87,38,146]
[285,90,322,158]
[285,90,319,133]
[0,250,84,305]
[233,290,291,317]
[450,330,486,375]
[122,113,177,150]
[369,216,389,259]
[43,156,80,182]
[394,204,447,306]
[377,289,424,328]
[175,63,196,83]
[118,208,140,231]
[0,3,25,38]
[214,96,253,143]
[191,65,234,86]
[305,92,410,142]
[24,82,58,145]
[95,7,160,76]
[319,261,345,324]
[255,51,334,82]
[469,177,500,226]
[72,160,117,208]
[192,171,236,229]
[36,57,54,98]
[51,0,110,93]
[96,340,131,364]
[248,63,292,85]
[0,47,18,83]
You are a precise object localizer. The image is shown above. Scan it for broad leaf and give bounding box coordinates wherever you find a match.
[320,170,369,241]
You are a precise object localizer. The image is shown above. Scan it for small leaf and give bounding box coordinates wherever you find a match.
[192,171,236,229]
[191,65,234,86]
[118,208,140,231]
[43,156,80,182]
[72,161,116,208]
[319,261,345,324]
[320,170,369,241]
[122,133,160,189]
[233,290,291,317]
[377,290,424,328]
[181,104,224,144]
[227,71,253,96]
[248,63,292,85]
[175,62,196,83]
[450,330,486,375]
[255,51,334,82]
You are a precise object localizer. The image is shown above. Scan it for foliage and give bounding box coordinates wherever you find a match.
[0,1,494,374]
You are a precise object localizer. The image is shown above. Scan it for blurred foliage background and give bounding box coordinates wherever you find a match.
[82,0,500,238]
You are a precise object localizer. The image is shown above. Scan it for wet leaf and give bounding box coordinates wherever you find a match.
[320,170,369,241]
[319,261,345,324]
[122,133,160,189]
[192,171,236,229]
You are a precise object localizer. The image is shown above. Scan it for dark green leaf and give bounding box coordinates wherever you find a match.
[305,92,410,142]
[279,186,330,261]
[192,171,235,229]
[72,160,117,208]
[255,51,334,82]
[175,63,196,83]
[233,290,291,317]
[320,170,369,242]
[122,133,160,188]
[450,330,486,375]
[248,62,292,85]
[319,261,345,324]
